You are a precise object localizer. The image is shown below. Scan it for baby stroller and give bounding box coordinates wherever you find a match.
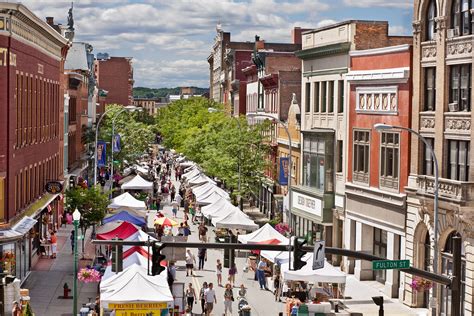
[237,295,250,316]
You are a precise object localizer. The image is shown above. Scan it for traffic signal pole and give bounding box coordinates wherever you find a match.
[92,239,452,286]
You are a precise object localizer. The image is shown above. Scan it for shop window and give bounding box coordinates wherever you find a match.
[424,67,436,111]
[426,0,437,40]
[353,130,370,184]
[380,132,400,190]
[302,133,334,192]
[449,64,471,112]
[373,228,387,284]
[447,140,470,181]
[0,244,16,275]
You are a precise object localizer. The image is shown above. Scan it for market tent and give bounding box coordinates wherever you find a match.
[180,161,196,168]
[238,223,289,244]
[96,221,140,235]
[201,198,237,219]
[196,190,230,205]
[193,182,229,199]
[121,174,153,191]
[183,167,201,179]
[100,264,174,309]
[108,192,146,211]
[103,210,146,227]
[102,252,149,281]
[133,165,149,174]
[281,254,346,284]
[96,221,139,240]
[187,173,216,186]
[212,210,258,231]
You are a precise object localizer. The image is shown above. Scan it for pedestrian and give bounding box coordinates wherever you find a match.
[197,246,207,270]
[228,263,237,287]
[189,203,196,223]
[204,282,217,316]
[11,301,22,316]
[170,185,176,202]
[185,282,196,312]
[171,200,178,218]
[238,284,247,298]
[156,197,161,210]
[223,283,234,316]
[50,231,57,259]
[257,258,269,290]
[199,282,208,315]
[168,262,176,287]
[216,259,223,286]
[183,222,191,236]
[70,230,75,254]
[178,223,185,236]
[274,274,281,301]
[185,249,196,276]
[198,223,208,242]
[175,193,182,208]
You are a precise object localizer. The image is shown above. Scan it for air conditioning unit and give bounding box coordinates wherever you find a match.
[447,28,459,38]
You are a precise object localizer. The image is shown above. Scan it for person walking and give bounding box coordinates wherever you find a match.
[216,259,223,287]
[199,282,208,315]
[238,284,247,298]
[223,283,234,316]
[50,231,57,259]
[185,249,196,277]
[70,230,75,254]
[204,282,217,316]
[257,258,269,290]
[198,223,208,242]
[171,200,179,218]
[170,185,176,202]
[228,263,237,287]
[274,274,281,301]
[185,283,196,312]
[197,246,207,270]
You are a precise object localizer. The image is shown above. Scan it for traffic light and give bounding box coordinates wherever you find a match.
[151,242,166,276]
[111,238,123,272]
[293,237,307,271]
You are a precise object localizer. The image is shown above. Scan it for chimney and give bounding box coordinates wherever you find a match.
[292,27,302,45]
[46,17,54,26]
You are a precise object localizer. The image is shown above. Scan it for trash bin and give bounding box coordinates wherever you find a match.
[241,306,251,316]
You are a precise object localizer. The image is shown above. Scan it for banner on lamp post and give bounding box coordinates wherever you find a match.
[279,157,289,185]
[97,140,107,167]
[112,134,121,153]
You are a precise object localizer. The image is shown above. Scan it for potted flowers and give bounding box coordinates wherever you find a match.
[275,223,291,236]
[409,277,433,292]
[77,268,101,283]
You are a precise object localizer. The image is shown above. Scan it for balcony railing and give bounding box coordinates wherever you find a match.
[421,41,437,63]
[416,175,474,203]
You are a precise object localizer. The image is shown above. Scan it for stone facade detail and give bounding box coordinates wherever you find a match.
[446,36,473,60]
[421,42,437,63]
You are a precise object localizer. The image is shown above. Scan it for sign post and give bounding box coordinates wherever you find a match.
[312,240,325,270]
[372,260,410,270]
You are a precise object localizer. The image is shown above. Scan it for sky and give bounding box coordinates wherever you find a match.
[19,0,413,88]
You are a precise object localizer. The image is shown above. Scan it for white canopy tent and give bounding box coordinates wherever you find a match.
[102,252,149,281]
[193,182,229,199]
[281,254,346,284]
[182,167,201,179]
[237,223,289,244]
[133,165,149,174]
[187,173,216,186]
[108,192,146,211]
[201,198,237,219]
[180,161,196,168]
[123,229,156,252]
[121,174,153,191]
[196,190,230,205]
[212,210,258,231]
[100,264,174,309]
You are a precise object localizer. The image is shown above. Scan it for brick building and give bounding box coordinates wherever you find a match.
[295,20,411,255]
[95,55,134,106]
[0,3,68,283]
[345,44,412,298]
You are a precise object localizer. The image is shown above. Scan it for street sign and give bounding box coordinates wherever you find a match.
[372,259,410,270]
[312,240,325,270]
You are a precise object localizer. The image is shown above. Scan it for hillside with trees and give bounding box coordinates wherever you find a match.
[133,86,209,98]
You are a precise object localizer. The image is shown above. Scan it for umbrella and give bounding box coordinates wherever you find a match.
[154,217,178,227]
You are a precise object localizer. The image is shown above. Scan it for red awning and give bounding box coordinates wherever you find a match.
[96,221,138,240]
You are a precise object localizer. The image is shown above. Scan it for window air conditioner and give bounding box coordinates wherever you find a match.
[447,28,458,38]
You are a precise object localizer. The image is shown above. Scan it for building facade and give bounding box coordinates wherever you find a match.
[345,44,412,298]
[296,20,412,256]
[0,3,68,282]
[95,55,134,106]
[405,0,474,314]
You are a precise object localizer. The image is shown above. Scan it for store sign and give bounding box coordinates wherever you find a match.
[115,310,165,316]
[45,181,63,194]
[292,191,322,217]
[109,303,168,310]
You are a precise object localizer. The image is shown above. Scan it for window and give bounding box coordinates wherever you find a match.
[338,80,344,113]
[380,132,400,190]
[426,0,437,40]
[450,64,471,111]
[302,133,334,192]
[422,138,435,176]
[374,228,387,284]
[448,140,470,181]
[424,67,436,111]
[69,97,77,123]
[328,81,334,113]
[451,0,472,36]
[337,140,343,173]
[353,130,370,183]
[305,82,311,113]
[321,82,327,112]
[313,82,320,113]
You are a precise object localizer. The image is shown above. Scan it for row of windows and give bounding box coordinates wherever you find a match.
[304,80,344,114]
[425,0,474,40]
[423,64,472,112]
[14,154,60,213]
[15,72,60,149]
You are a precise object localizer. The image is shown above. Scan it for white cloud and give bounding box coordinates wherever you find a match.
[343,0,412,9]
[389,25,411,35]
[316,19,338,28]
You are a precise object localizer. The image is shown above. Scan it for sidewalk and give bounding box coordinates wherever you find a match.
[23,224,98,316]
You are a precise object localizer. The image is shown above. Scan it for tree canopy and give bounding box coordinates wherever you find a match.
[156,97,272,198]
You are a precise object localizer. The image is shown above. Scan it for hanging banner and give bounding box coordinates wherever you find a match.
[279,157,289,185]
[97,140,107,167]
[112,134,121,153]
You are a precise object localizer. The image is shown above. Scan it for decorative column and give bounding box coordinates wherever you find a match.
[354,222,374,280]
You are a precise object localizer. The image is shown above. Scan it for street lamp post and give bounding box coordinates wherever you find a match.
[208,108,243,210]
[374,123,439,312]
[72,208,81,316]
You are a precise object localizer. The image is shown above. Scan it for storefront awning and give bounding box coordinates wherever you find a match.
[12,216,38,235]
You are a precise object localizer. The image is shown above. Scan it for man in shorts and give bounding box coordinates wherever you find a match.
[204,282,217,316]
[198,223,208,242]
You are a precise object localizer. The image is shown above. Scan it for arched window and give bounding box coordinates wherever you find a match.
[451,0,473,36]
[426,0,437,40]
[440,231,465,314]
